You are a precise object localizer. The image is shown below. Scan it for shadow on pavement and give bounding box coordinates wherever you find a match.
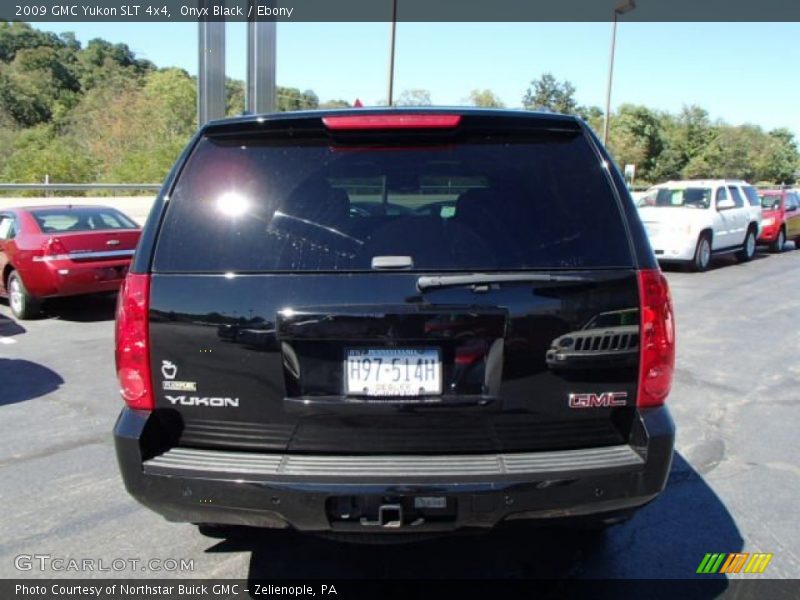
[0,312,26,337]
[660,250,771,274]
[202,453,739,590]
[44,293,118,323]
[0,358,64,406]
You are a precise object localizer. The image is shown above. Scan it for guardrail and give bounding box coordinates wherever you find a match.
[0,183,161,194]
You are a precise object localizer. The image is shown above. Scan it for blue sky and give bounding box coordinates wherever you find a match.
[35,21,800,136]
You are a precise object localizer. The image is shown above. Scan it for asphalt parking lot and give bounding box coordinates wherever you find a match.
[1,247,799,582]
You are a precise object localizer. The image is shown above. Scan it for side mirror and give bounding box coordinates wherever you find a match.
[717,198,735,210]
[786,205,797,212]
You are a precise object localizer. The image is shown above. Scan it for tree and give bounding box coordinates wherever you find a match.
[685,124,762,181]
[67,71,194,184]
[467,89,504,108]
[607,104,664,182]
[0,124,94,183]
[225,78,245,116]
[0,21,64,62]
[319,99,351,109]
[577,105,603,128]
[522,73,578,114]
[0,22,328,185]
[143,68,195,134]
[396,89,432,106]
[0,46,81,127]
[758,128,799,183]
[0,104,18,171]
[650,105,714,182]
[277,86,319,111]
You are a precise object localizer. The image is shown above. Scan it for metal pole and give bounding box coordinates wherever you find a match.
[197,3,226,126]
[603,12,618,146]
[247,15,277,114]
[387,0,397,106]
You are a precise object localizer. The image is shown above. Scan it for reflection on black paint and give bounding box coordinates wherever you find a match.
[546,308,640,373]
[146,272,641,454]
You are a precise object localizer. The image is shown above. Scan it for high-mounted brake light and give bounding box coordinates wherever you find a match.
[115,273,154,410]
[322,114,461,130]
[637,269,675,407]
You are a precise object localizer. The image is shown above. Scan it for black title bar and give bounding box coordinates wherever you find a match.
[3,0,800,22]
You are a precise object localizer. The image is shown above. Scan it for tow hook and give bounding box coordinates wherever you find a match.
[360,504,404,528]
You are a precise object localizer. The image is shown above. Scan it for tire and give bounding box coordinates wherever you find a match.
[691,234,712,272]
[7,271,40,320]
[736,228,757,262]
[770,227,786,253]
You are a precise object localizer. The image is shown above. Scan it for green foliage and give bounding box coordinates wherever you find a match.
[577,105,603,124]
[0,21,63,62]
[319,99,351,109]
[522,69,799,184]
[522,73,578,114]
[0,23,797,187]
[277,87,319,111]
[0,23,343,186]
[760,128,799,183]
[226,78,245,116]
[468,89,504,108]
[0,124,95,183]
[396,89,432,106]
[607,105,664,182]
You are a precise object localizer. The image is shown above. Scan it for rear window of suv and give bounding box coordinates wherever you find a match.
[641,187,712,209]
[153,128,632,272]
[742,185,761,207]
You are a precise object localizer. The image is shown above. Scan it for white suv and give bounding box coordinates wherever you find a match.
[637,179,761,271]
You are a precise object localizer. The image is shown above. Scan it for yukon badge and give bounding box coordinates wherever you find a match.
[166,395,240,408]
[568,391,628,409]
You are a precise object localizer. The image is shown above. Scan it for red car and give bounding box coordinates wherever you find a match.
[758,189,800,252]
[0,205,141,319]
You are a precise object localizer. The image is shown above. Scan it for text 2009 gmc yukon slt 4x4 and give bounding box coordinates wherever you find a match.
[114,109,675,538]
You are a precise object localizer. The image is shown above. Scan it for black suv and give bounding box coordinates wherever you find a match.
[114,108,675,537]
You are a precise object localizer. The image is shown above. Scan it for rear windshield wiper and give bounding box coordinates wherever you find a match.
[417,273,588,291]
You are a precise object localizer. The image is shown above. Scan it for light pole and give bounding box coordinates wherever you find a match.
[387,0,398,106]
[603,0,636,146]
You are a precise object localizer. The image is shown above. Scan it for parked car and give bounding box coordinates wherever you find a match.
[757,189,800,252]
[637,179,761,271]
[114,108,675,539]
[0,205,141,319]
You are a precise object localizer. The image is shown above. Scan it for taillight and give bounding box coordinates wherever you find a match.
[322,114,461,130]
[33,238,70,262]
[115,273,153,410]
[637,269,675,407]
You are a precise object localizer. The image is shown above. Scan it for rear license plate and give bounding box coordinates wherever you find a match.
[345,348,441,397]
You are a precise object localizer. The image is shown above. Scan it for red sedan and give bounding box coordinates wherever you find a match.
[0,205,141,319]
[758,189,800,252]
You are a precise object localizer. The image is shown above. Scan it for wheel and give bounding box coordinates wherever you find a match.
[691,234,712,272]
[770,227,786,253]
[7,271,40,320]
[736,228,757,262]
